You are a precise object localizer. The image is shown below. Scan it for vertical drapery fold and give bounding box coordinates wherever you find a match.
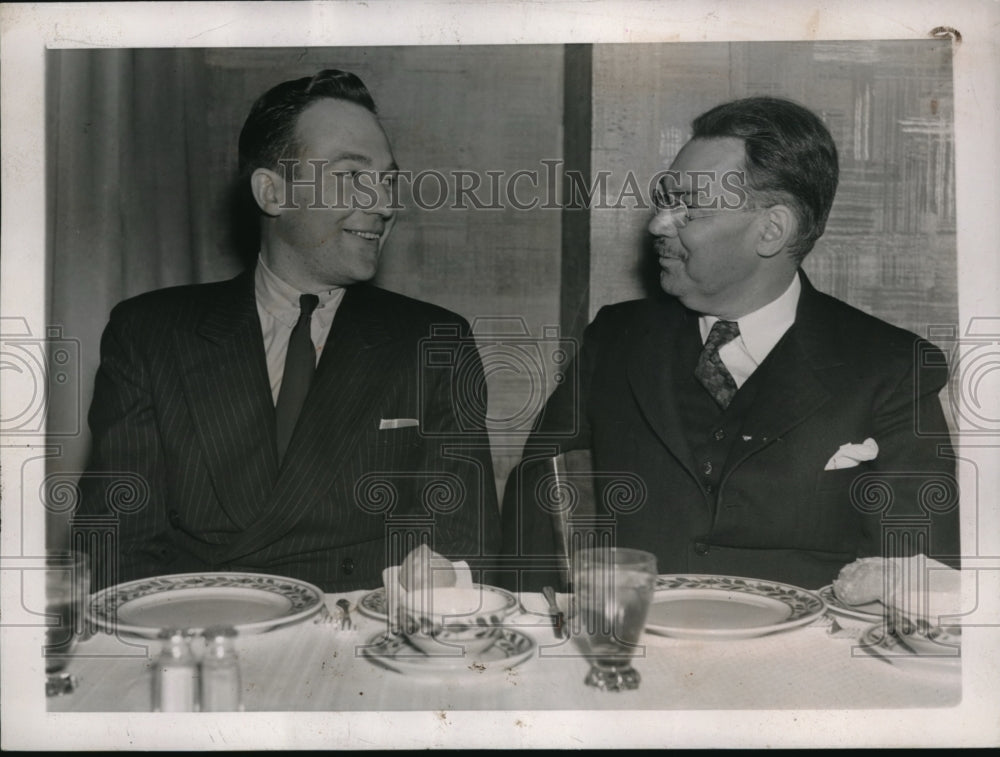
[46,50,242,543]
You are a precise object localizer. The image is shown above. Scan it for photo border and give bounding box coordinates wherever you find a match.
[2,0,998,750]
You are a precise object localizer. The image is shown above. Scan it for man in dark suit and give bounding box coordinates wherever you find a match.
[75,70,499,592]
[502,96,959,591]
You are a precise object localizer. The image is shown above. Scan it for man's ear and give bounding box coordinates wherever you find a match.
[250,168,284,217]
[755,204,797,259]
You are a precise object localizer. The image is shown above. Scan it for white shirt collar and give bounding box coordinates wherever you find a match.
[254,254,343,329]
[699,273,801,365]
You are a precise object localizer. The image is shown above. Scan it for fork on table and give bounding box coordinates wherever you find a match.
[315,599,354,630]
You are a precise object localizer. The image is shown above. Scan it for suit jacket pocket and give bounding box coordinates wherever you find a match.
[369,425,421,447]
[815,465,866,492]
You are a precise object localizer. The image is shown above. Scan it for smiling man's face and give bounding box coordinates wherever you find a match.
[265,97,397,291]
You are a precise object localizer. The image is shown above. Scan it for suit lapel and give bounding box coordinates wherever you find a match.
[724,274,841,474]
[626,301,699,478]
[176,270,278,530]
[217,285,401,563]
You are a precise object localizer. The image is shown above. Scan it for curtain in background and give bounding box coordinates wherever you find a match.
[46,49,245,546]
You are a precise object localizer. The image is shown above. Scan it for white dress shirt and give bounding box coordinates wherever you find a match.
[255,255,345,403]
[698,273,801,388]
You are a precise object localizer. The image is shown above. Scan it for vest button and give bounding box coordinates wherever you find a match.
[713,429,725,441]
[704,483,714,494]
[341,558,355,575]
[701,461,713,476]
[694,541,711,556]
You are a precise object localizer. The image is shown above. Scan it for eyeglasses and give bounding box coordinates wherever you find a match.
[652,181,754,224]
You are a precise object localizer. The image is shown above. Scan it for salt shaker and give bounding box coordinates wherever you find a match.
[200,625,243,711]
[152,629,198,712]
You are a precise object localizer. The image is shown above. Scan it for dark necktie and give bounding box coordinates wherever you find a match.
[695,319,740,409]
[275,294,319,463]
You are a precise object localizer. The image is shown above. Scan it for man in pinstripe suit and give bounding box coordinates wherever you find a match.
[76,70,500,592]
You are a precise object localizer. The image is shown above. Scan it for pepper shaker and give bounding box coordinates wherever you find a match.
[200,625,243,711]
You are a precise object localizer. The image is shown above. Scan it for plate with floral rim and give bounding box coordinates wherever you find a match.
[644,574,826,640]
[87,572,325,637]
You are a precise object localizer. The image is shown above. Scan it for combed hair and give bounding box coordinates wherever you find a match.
[237,69,377,183]
[692,96,839,261]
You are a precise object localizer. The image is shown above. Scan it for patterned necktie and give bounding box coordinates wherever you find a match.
[695,319,741,409]
[275,294,319,463]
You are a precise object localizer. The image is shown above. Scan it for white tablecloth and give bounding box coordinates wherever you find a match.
[48,590,960,712]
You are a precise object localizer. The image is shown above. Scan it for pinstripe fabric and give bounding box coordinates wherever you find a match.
[76,270,500,592]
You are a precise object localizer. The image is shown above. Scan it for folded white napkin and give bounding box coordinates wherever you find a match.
[892,556,964,622]
[835,554,965,622]
[381,558,472,630]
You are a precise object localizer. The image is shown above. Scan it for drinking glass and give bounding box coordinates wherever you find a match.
[45,550,90,696]
[571,547,657,691]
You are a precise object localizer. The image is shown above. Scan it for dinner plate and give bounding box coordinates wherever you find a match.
[357,583,518,621]
[644,574,826,640]
[361,627,536,677]
[818,584,884,622]
[87,571,325,637]
[856,621,961,673]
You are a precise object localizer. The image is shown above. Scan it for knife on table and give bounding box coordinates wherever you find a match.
[542,585,566,639]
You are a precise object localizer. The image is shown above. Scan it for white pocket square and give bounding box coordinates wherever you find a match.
[824,437,878,470]
[379,418,419,430]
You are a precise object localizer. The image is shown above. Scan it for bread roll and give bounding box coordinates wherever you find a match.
[832,557,899,606]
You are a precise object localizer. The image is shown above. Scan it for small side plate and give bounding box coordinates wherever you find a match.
[818,584,884,623]
[361,627,536,677]
[856,621,961,673]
